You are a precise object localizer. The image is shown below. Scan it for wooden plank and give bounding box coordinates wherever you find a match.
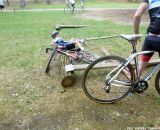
[100,47,111,56]
[56,25,89,28]
[73,62,119,71]
[56,25,89,31]
[148,59,160,65]
[70,59,160,71]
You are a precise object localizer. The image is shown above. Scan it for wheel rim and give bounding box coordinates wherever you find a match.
[83,56,133,103]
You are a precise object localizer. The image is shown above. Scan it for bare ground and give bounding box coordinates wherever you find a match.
[1,9,160,130]
[83,9,149,24]
[1,64,160,130]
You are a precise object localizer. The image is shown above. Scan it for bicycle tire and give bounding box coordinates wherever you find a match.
[45,47,57,73]
[155,70,160,94]
[64,6,71,13]
[82,55,135,104]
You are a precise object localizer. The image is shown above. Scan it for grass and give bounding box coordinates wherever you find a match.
[1,10,160,130]
[5,1,139,10]
[0,11,146,71]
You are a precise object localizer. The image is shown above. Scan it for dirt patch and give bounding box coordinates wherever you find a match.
[83,9,150,24]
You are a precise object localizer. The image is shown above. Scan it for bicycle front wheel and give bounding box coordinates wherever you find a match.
[45,47,57,73]
[82,55,135,103]
[155,70,160,94]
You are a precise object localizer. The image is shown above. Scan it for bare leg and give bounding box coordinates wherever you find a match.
[71,39,84,50]
[75,40,84,50]
[139,60,148,77]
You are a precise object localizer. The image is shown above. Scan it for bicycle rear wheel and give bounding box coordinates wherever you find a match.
[82,55,135,103]
[45,47,57,73]
[155,70,160,94]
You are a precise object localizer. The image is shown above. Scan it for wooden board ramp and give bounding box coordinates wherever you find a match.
[65,59,160,72]
[100,47,111,56]
[148,59,160,65]
[65,62,120,72]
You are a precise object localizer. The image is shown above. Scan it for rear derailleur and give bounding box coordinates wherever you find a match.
[104,78,111,93]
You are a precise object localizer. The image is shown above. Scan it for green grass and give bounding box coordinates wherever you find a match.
[0,11,147,79]
[0,11,147,71]
[2,10,160,130]
[5,1,139,10]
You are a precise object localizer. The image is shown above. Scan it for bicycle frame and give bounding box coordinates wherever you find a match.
[57,48,78,59]
[64,2,76,13]
[106,42,160,85]
[127,42,160,82]
[48,45,94,64]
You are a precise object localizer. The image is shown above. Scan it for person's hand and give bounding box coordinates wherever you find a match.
[133,34,142,45]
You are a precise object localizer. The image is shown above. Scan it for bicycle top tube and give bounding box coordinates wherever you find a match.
[126,50,155,65]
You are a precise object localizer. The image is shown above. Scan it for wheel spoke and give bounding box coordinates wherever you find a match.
[82,56,134,103]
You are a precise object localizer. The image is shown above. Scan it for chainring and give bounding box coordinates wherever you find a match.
[134,80,148,93]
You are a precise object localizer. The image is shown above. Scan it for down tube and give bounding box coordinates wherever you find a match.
[144,63,160,81]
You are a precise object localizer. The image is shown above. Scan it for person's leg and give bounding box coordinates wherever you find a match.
[139,55,151,76]
[1,5,5,12]
[81,1,84,9]
[0,6,2,11]
[70,39,84,50]
[74,39,84,50]
[65,44,75,50]
[72,3,75,12]
[139,36,154,77]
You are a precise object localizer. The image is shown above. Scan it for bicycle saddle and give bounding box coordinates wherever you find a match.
[120,34,144,41]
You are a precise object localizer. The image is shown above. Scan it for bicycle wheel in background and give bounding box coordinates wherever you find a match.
[74,6,81,13]
[82,55,135,103]
[64,5,71,13]
[45,47,57,73]
[155,70,160,94]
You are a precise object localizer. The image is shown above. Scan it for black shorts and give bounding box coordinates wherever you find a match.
[65,43,75,50]
[142,35,160,57]
[0,5,4,10]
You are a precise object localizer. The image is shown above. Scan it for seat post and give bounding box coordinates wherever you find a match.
[130,40,140,79]
[130,41,137,53]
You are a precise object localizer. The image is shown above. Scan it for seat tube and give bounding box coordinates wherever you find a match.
[134,56,140,79]
[132,42,140,79]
